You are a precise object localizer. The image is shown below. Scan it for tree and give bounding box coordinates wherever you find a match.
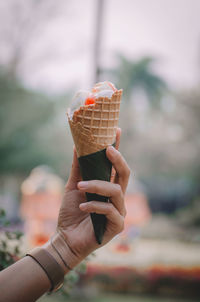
[111,55,168,106]
[0,72,56,174]
[0,0,75,177]
[0,0,67,78]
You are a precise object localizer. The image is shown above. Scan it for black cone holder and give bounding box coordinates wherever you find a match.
[78,147,113,244]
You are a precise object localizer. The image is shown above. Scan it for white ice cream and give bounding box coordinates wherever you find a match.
[68,81,116,119]
[92,81,115,91]
[69,90,89,117]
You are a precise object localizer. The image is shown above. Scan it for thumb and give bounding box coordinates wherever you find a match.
[65,147,82,191]
[115,127,121,150]
[110,127,121,182]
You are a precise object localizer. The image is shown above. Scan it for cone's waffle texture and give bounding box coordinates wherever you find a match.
[67,89,122,157]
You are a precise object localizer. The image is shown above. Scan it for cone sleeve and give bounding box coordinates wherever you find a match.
[78,146,114,244]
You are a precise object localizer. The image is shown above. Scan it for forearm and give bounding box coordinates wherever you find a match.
[0,256,50,302]
[0,234,77,302]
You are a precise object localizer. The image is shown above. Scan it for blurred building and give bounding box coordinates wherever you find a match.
[20,166,64,247]
[82,175,200,298]
[125,175,151,222]
[119,174,151,244]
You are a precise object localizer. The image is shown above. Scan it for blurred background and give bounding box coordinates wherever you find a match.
[0,0,200,301]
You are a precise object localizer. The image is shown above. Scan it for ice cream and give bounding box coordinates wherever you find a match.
[67,81,122,157]
[68,81,117,119]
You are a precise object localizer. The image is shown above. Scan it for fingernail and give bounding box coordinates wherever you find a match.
[79,203,87,210]
[107,145,115,157]
[78,181,88,189]
[107,145,115,153]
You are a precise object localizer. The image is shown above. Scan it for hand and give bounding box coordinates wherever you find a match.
[56,128,130,268]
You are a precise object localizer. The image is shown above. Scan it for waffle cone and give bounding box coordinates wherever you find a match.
[67,89,122,157]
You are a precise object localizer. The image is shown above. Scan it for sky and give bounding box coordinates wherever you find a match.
[103,0,200,89]
[1,0,200,94]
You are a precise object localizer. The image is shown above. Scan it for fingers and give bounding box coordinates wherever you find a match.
[66,147,82,191]
[78,180,126,217]
[110,127,121,182]
[79,201,124,235]
[115,127,121,151]
[106,146,130,194]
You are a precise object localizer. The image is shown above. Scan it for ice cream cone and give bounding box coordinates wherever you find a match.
[67,85,122,244]
[67,89,122,157]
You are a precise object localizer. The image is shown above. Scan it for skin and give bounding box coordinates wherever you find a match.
[0,129,130,302]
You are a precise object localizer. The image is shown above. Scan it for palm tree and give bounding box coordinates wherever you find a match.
[112,55,168,106]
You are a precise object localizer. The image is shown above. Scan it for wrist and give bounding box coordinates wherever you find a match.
[43,232,80,274]
[43,241,69,275]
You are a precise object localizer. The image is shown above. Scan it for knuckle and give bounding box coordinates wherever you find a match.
[117,217,125,233]
[122,164,130,179]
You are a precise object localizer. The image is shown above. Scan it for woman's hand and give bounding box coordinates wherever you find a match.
[0,129,130,302]
[56,128,130,267]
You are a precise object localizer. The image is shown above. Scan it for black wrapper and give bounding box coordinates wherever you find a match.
[78,147,113,244]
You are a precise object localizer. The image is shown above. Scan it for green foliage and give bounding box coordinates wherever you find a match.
[43,259,87,300]
[59,261,86,298]
[0,208,87,299]
[0,70,74,179]
[0,72,56,174]
[0,208,23,271]
[109,55,168,106]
